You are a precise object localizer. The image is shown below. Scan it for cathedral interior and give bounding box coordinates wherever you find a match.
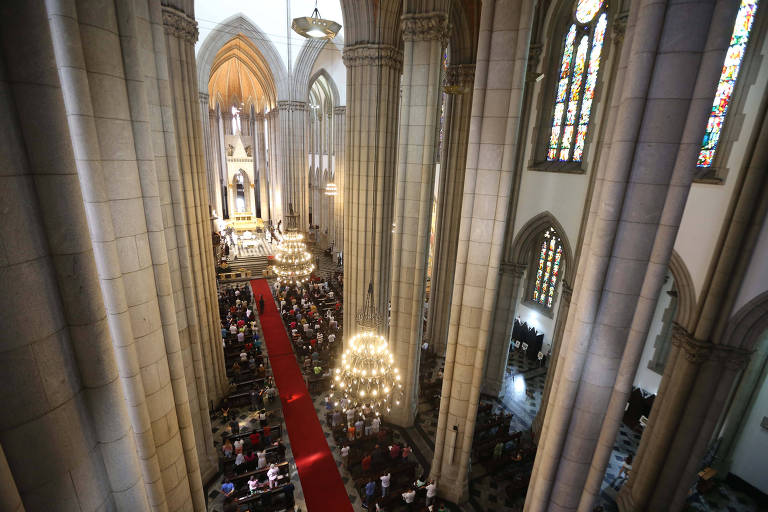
[1,0,767,511]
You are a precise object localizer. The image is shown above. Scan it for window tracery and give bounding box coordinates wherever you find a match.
[697,0,760,168]
[547,1,608,163]
[532,227,563,309]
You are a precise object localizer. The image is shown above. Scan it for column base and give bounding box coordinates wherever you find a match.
[387,401,417,428]
[433,466,469,504]
[616,485,637,512]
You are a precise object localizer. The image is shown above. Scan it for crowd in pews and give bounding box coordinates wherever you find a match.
[273,275,344,394]
[216,284,294,512]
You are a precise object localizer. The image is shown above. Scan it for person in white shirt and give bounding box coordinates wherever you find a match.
[234,452,245,473]
[371,416,381,434]
[257,449,267,469]
[267,464,279,488]
[340,444,350,467]
[233,438,244,453]
[328,333,336,344]
[229,324,237,335]
[379,473,391,497]
[237,331,245,343]
[240,350,248,362]
[425,481,437,506]
[402,488,416,505]
[346,408,355,425]
[248,475,259,493]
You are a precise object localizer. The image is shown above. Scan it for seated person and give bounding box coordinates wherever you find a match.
[221,478,235,497]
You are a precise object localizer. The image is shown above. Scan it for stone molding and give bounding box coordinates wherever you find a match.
[612,11,629,44]
[500,262,526,278]
[343,43,403,70]
[445,64,475,88]
[671,325,752,368]
[277,100,307,112]
[162,6,198,43]
[401,12,450,44]
[528,43,543,71]
[334,106,347,115]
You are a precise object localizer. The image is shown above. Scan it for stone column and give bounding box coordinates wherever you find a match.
[209,108,224,217]
[200,92,217,208]
[482,263,526,396]
[430,0,533,503]
[334,106,346,251]
[256,113,269,220]
[0,3,150,506]
[341,0,403,331]
[389,6,450,427]
[424,63,475,358]
[527,0,735,510]
[267,109,282,223]
[277,100,309,228]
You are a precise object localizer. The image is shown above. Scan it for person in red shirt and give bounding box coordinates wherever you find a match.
[237,319,245,328]
[249,432,260,448]
[361,454,372,472]
[310,338,317,350]
[389,443,400,459]
[262,425,271,440]
[244,450,256,469]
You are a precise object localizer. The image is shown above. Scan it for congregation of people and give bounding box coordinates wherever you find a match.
[216,284,295,512]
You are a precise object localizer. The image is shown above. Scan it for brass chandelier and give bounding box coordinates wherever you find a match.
[273,206,314,286]
[329,284,403,415]
[292,2,341,40]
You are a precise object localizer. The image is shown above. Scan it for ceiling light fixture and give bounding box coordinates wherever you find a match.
[292,1,341,40]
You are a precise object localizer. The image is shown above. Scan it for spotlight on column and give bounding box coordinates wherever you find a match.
[292,1,341,40]
[325,182,337,196]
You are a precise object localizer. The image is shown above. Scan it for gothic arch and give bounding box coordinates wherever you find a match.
[668,250,696,331]
[197,14,289,100]
[307,68,341,107]
[721,290,768,351]
[508,211,574,284]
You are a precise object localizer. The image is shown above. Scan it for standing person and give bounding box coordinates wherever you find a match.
[258,294,265,315]
[379,472,391,497]
[340,444,350,468]
[401,488,416,510]
[248,474,259,494]
[364,478,376,509]
[425,480,437,507]
[267,464,279,488]
[257,449,267,470]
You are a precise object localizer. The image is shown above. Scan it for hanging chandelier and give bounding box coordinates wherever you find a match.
[325,182,337,196]
[329,284,403,416]
[273,206,314,286]
[292,1,341,40]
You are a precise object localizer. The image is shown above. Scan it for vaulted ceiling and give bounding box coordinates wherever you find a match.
[208,34,277,112]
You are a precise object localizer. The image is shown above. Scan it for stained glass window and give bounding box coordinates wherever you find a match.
[532,227,563,309]
[697,0,760,167]
[547,2,608,163]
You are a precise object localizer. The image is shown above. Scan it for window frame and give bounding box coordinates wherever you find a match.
[523,227,564,317]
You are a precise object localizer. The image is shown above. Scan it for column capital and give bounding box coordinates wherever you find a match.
[500,262,526,278]
[612,11,629,44]
[445,64,475,89]
[161,6,198,43]
[343,43,403,70]
[670,325,752,368]
[334,106,346,115]
[276,100,307,112]
[199,92,209,102]
[401,12,450,44]
[528,43,543,71]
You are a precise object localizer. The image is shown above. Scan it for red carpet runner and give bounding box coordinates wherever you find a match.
[250,279,353,512]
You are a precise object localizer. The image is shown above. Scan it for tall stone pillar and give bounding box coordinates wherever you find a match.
[424,63,475,358]
[482,264,526,396]
[340,0,403,332]
[333,106,346,251]
[267,109,282,223]
[430,0,533,503]
[526,1,737,510]
[389,6,450,427]
[0,3,150,506]
[255,113,269,220]
[277,101,309,228]
[200,92,217,209]
[209,108,224,217]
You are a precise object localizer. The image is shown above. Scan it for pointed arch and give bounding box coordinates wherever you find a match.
[722,290,768,351]
[509,211,574,284]
[307,68,341,107]
[197,14,289,100]
[668,250,696,331]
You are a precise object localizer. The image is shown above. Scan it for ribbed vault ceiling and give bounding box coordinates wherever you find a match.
[208,34,277,112]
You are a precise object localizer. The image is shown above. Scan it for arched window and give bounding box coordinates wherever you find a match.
[235,171,246,212]
[547,0,608,163]
[532,227,563,308]
[697,0,760,167]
